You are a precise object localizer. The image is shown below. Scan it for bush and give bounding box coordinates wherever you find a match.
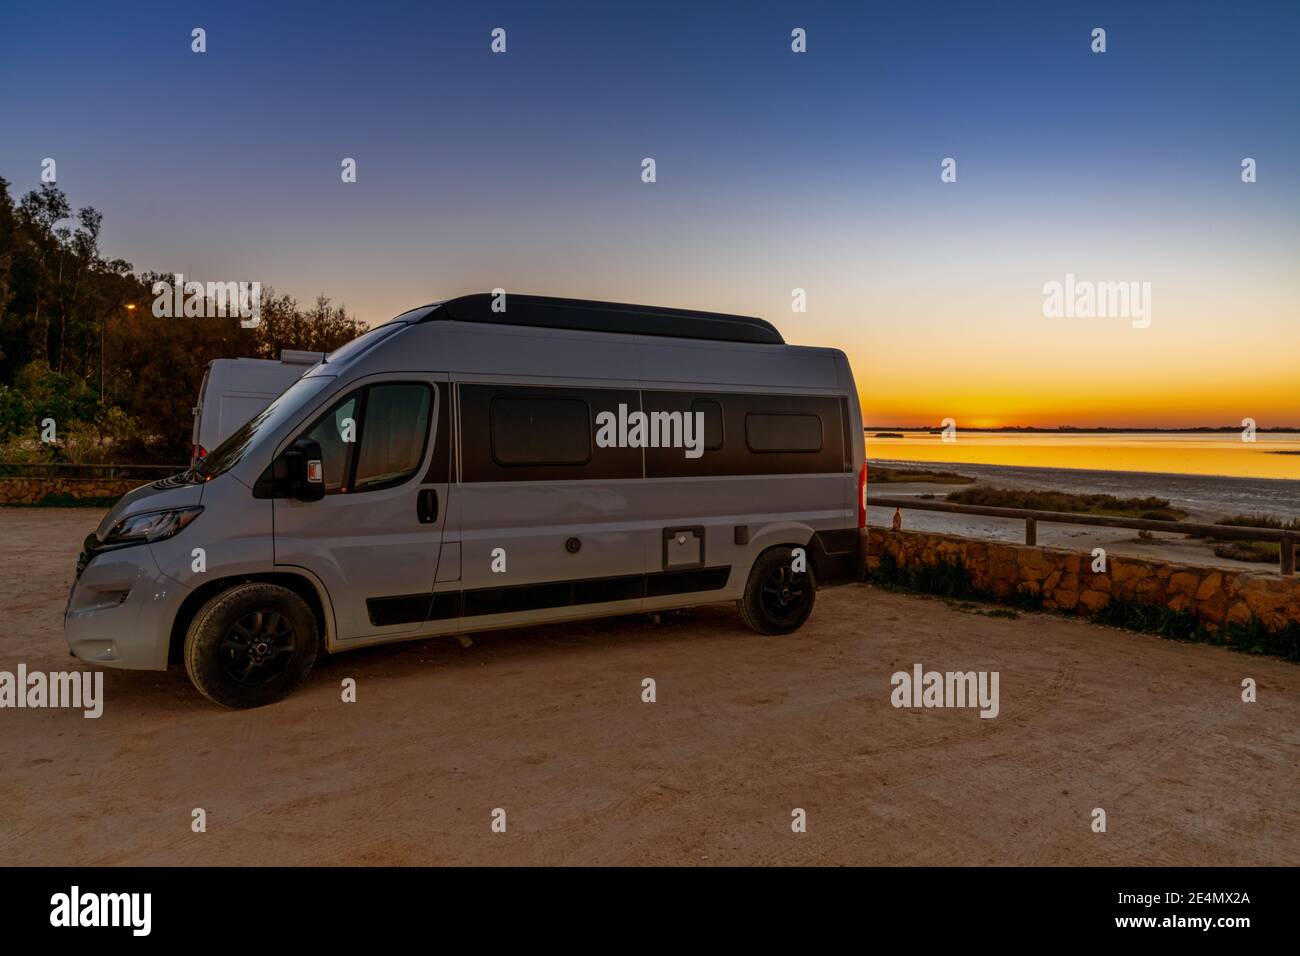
[870,552,978,600]
[946,486,1187,522]
[0,364,101,443]
[1197,514,1300,565]
[1093,600,1299,662]
[1216,514,1300,532]
[1212,541,1279,563]
[1010,583,1044,610]
[61,406,141,464]
[0,436,56,466]
[1093,600,1202,640]
[870,466,974,484]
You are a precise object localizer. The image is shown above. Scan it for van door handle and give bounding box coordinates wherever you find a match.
[417,488,438,524]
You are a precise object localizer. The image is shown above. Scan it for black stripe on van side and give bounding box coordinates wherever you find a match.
[645,566,730,597]
[365,566,732,627]
[429,591,463,620]
[366,593,434,627]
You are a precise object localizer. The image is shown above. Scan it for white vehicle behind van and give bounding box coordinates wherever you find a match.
[190,350,323,465]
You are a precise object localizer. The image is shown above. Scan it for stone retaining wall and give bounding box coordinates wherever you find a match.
[867,527,1300,633]
[0,477,140,505]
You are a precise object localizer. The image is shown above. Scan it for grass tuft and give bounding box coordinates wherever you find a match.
[945,486,1187,521]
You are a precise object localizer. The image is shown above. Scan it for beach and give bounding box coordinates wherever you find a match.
[867,458,1300,572]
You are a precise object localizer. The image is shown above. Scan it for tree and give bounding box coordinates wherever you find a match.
[252,289,367,358]
[15,182,71,367]
[0,174,372,462]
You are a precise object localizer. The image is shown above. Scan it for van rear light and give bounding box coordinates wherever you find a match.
[857,461,868,528]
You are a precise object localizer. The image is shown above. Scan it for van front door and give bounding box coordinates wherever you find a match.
[273,374,450,641]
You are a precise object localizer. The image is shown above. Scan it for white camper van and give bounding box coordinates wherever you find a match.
[190,350,323,465]
[68,295,867,708]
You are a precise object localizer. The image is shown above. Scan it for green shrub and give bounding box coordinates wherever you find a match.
[946,486,1187,522]
[1010,583,1044,611]
[1197,514,1300,565]
[1212,541,1279,563]
[1094,600,1299,662]
[0,364,101,443]
[870,466,974,485]
[869,552,977,600]
[1093,600,1202,640]
[981,608,1020,620]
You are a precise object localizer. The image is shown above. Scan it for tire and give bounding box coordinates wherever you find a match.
[183,582,319,708]
[738,545,817,635]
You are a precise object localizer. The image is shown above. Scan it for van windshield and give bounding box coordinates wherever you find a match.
[194,375,333,480]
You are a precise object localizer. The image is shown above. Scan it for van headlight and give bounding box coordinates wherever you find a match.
[102,507,204,549]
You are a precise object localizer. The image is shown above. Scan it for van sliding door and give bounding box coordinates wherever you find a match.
[454,383,645,624]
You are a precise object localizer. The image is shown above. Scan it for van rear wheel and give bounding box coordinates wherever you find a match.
[183,583,319,708]
[738,546,816,635]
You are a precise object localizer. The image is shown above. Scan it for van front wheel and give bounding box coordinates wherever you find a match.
[738,546,817,635]
[183,582,319,708]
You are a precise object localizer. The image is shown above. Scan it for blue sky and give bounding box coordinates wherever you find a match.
[2,0,1297,425]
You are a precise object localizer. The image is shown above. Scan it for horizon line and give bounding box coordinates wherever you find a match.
[864,425,1300,433]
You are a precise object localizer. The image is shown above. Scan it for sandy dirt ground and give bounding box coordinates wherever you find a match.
[1,507,1297,866]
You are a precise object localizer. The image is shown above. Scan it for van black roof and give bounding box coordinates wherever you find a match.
[410,293,785,345]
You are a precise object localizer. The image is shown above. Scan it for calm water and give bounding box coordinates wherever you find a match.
[866,431,1300,481]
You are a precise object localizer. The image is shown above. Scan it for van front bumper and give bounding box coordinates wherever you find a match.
[64,542,190,671]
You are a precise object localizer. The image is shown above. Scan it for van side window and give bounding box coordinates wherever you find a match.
[459,384,641,482]
[353,384,433,491]
[491,397,591,466]
[692,399,724,451]
[300,383,432,494]
[643,390,843,477]
[745,412,823,453]
[303,394,360,494]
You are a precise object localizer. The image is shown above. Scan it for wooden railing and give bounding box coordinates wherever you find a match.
[870,495,1298,576]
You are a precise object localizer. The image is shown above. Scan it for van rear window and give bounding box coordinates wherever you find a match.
[693,400,724,451]
[491,397,592,466]
[745,412,823,453]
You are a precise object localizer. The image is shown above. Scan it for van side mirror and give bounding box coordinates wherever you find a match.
[282,437,326,501]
